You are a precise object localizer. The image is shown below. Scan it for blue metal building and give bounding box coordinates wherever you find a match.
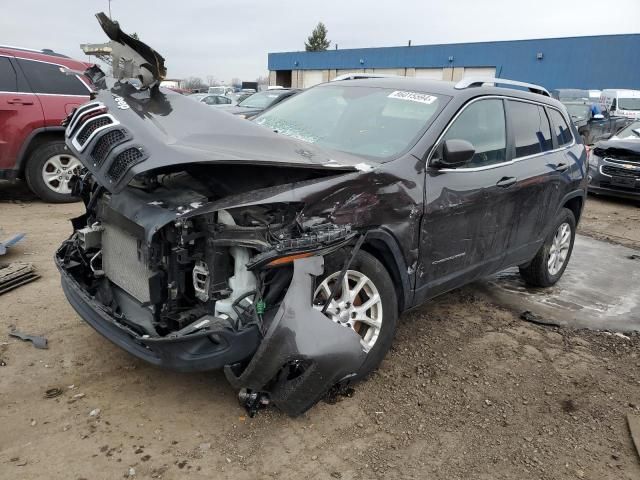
[267,34,640,90]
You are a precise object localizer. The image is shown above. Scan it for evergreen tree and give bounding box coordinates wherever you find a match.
[305,22,330,52]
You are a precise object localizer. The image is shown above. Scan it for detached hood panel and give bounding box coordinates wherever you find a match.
[65,81,366,193]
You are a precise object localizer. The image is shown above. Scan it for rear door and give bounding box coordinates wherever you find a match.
[16,58,91,126]
[501,99,559,266]
[0,55,44,172]
[418,97,520,300]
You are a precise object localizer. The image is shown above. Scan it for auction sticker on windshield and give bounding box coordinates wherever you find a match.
[388,91,438,104]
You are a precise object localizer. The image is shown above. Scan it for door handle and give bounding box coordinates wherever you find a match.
[555,162,569,172]
[7,98,34,105]
[496,176,517,188]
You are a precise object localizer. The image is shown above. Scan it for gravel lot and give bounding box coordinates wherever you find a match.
[1,181,639,480]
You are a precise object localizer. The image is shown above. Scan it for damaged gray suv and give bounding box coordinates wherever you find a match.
[56,15,587,416]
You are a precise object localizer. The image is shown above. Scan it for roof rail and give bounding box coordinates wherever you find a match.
[0,45,69,58]
[455,77,550,97]
[331,72,400,82]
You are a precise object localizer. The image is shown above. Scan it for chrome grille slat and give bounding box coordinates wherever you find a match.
[71,113,120,152]
[66,102,103,138]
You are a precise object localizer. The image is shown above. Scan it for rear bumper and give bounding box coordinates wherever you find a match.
[56,255,261,372]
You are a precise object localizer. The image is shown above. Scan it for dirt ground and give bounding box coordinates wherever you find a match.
[1,181,639,480]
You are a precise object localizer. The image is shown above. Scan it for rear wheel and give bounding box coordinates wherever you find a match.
[519,208,576,287]
[313,250,398,380]
[25,141,81,203]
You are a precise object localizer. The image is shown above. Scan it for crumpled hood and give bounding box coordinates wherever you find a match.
[65,80,371,193]
[593,138,640,156]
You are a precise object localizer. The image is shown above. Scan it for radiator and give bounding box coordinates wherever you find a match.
[102,223,151,303]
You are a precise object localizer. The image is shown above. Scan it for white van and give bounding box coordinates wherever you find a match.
[599,89,640,119]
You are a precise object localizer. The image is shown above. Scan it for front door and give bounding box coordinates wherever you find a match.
[416,97,520,301]
[0,55,44,172]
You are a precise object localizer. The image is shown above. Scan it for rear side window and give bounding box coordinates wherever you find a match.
[0,57,17,92]
[548,109,573,146]
[18,59,89,96]
[508,100,553,157]
[443,98,507,168]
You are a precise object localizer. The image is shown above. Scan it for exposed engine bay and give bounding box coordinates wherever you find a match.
[55,12,420,416]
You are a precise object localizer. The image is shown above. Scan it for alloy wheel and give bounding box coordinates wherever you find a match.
[41,154,82,195]
[313,270,383,352]
[548,222,572,276]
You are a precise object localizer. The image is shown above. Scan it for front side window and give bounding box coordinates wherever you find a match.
[18,59,89,96]
[0,57,17,92]
[508,100,553,157]
[442,98,507,168]
[255,85,445,160]
[548,109,573,146]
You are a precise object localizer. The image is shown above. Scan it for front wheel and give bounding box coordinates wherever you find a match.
[519,208,576,287]
[313,250,398,380]
[25,141,82,203]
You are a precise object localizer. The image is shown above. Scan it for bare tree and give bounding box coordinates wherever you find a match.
[231,77,242,87]
[183,76,207,91]
[206,75,217,87]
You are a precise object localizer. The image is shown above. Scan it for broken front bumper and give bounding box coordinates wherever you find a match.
[56,255,261,372]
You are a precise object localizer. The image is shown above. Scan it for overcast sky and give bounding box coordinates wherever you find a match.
[2,0,639,83]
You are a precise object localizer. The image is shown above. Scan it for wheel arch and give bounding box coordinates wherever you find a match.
[15,127,66,176]
[359,229,411,314]
[561,191,585,225]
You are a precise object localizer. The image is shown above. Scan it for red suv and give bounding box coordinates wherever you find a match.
[0,46,93,202]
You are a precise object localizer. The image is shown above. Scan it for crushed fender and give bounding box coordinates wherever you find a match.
[225,256,367,417]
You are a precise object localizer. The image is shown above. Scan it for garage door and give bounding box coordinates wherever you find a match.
[415,68,444,80]
[372,68,404,76]
[302,70,324,88]
[336,69,365,76]
[462,67,496,79]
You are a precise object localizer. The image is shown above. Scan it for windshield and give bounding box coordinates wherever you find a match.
[255,85,445,160]
[615,121,640,139]
[565,104,590,121]
[618,97,640,111]
[208,87,226,95]
[239,91,289,109]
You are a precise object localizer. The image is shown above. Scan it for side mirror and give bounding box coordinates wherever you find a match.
[433,139,475,168]
[593,113,604,120]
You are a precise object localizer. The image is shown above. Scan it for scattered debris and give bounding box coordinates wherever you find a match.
[44,387,63,399]
[519,310,561,328]
[89,408,101,417]
[8,329,48,349]
[0,359,6,366]
[628,254,640,261]
[0,262,39,295]
[0,232,25,255]
[628,414,640,460]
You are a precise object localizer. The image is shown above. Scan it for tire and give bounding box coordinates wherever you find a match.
[314,249,398,380]
[519,208,576,287]
[25,141,81,203]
